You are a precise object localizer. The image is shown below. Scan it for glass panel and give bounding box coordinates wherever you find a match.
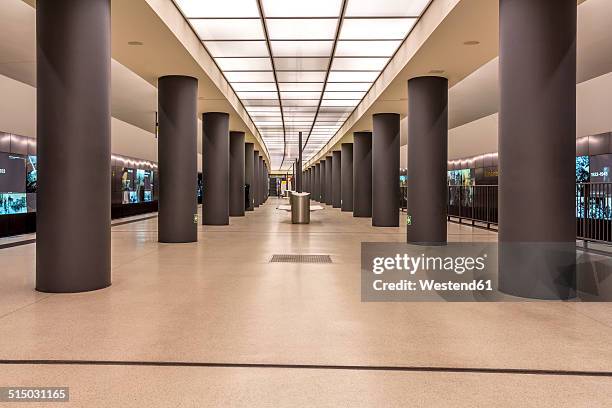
[242,99,280,106]
[319,106,354,112]
[250,114,282,121]
[236,91,279,99]
[325,82,372,91]
[344,0,430,17]
[274,57,329,71]
[255,121,284,126]
[262,0,342,17]
[334,40,402,57]
[328,71,380,82]
[175,0,260,17]
[282,100,320,106]
[278,82,324,92]
[317,110,351,115]
[271,41,333,57]
[320,99,360,107]
[191,19,264,40]
[267,19,337,40]
[279,91,321,100]
[285,118,316,124]
[277,71,326,82]
[225,71,275,82]
[323,91,366,99]
[255,120,283,128]
[283,107,318,114]
[232,82,277,91]
[245,106,281,112]
[283,121,315,126]
[204,41,268,57]
[330,57,388,71]
[216,58,272,71]
[339,18,416,39]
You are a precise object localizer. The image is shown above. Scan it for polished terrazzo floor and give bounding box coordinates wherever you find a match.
[0,198,611,407]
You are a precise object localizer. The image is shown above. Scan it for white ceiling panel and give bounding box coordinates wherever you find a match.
[191,19,264,40]
[340,18,416,40]
[215,57,272,71]
[262,0,343,17]
[267,19,337,40]
[175,0,260,18]
[174,0,431,169]
[344,0,430,17]
[204,41,268,57]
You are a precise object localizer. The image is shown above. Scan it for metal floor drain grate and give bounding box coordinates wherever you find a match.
[270,254,332,264]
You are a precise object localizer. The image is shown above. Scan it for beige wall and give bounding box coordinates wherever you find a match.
[0,73,161,163]
[577,71,612,137]
[0,73,35,137]
[445,71,612,160]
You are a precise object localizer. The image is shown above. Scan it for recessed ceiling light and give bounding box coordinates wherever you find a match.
[128,41,144,46]
[463,40,480,46]
[429,69,445,74]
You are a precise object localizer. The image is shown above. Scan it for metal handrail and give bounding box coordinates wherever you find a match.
[401,182,612,243]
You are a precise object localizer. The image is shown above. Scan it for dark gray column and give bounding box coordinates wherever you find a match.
[263,162,268,202]
[372,113,400,227]
[253,151,260,208]
[310,168,314,194]
[202,112,229,225]
[297,132,303,192]
[407,77,448,243]
[353,132,372,217]
[498,0,576,300]
[320,160,327,204]
[258,156,264,205]
[229,131,245,216]
[36,0,111,292]
[309,168,313,194]
[158,76,198,243]
[292,160,296,191]
[341,143,353,212]
[314,163,321,201]
[325,156,333,205]
[332,151,342,208]
[245,143,254,211]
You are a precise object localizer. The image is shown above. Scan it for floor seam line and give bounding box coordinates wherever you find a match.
[110,247,160,272]
[0,359,610,377]
[562,303,612,331]
[0,294,55,322]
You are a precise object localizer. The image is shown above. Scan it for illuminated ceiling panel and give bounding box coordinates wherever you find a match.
[174,0,432,170]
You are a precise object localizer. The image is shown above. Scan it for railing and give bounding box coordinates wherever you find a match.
[448,183,612,244]
[447,185,498,229]
[400,183,612,244]
[576,182,612,244]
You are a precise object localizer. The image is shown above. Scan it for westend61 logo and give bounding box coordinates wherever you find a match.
[372,253,487,275]
[361,243,498,302]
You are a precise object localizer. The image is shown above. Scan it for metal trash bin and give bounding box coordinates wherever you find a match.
[290,192,310,224]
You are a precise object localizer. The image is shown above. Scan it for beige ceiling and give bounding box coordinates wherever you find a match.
[13,0,270,165]
[111,0,270,164]
[305,0,591,167]
[12,0,598,170]
[0,0,159,134]
[305,0,499,165]
[447,0,612,132]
